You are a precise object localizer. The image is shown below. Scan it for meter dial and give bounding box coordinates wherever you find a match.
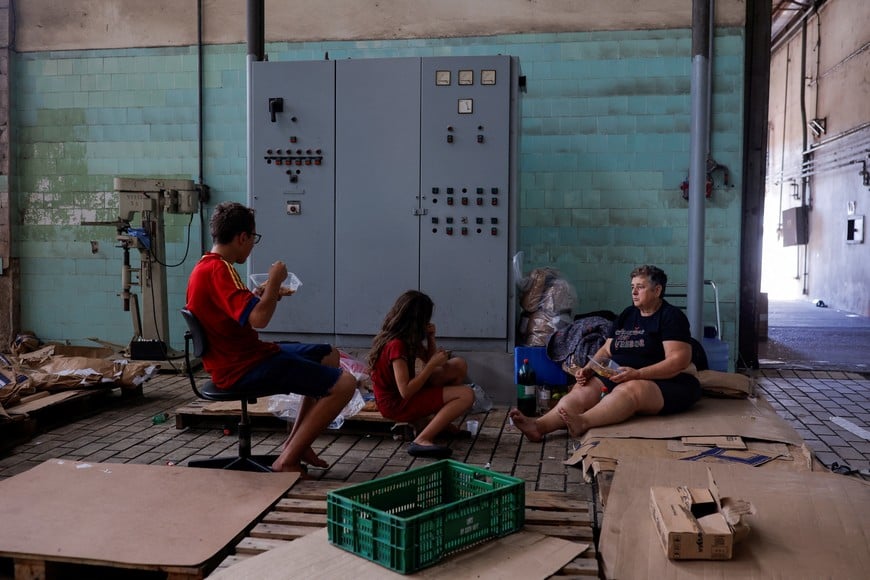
[458,98,473,114]
[458,70,474,85]
[481,69,496,85]
[435,70,451,86]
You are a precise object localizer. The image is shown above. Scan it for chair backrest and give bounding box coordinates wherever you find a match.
[180,308,208,358]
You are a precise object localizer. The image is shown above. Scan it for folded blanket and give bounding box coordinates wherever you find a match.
[547,316,613,366]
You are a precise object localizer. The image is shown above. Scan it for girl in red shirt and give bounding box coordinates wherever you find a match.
[368,291,474,458]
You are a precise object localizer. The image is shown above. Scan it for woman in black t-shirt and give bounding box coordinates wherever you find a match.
[510,265,701,441]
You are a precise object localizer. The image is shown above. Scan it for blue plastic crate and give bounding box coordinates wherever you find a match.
[702,338,729,372]
[514,346,568,386]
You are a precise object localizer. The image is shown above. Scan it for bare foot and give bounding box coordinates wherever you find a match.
[302,447,329,469]
[507,408,544,442]
[557,407,589,438]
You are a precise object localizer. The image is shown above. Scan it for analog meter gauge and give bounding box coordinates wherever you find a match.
[458,98,473,114]
[458,69,474,85]
[435,70,451,86]
[481,69,496,85]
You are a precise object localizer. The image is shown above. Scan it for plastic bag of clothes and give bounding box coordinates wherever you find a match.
[516,265,576,346]
[268,387,366,430]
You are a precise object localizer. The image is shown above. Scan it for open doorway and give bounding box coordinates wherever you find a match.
[760,191,870,372]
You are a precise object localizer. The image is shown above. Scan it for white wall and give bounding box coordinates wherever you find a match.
[763,0,870,315]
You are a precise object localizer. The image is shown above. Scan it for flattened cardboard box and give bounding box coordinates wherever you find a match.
[649,467,752,560]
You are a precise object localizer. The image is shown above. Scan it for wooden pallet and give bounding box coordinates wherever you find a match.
[174,399,394,435]
[0,388,117,453]
[210,482,599,577]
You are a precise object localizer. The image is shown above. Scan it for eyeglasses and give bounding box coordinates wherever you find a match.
[252,233,262,245]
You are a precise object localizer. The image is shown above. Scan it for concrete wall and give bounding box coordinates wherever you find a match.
[764,0,870,316]
[15,0,746,50]
[7,1,748,370]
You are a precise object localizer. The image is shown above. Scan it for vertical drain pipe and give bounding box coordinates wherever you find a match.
[246,0,265,204]
[687,0,712,341]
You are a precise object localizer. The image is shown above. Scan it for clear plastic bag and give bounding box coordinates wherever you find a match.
[515,265,576,346]
[268,387,366,430]
[469,382,493,413]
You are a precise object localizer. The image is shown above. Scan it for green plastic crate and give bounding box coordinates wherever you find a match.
[326,459,525,574]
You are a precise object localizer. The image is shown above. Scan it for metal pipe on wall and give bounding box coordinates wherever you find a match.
[687,0,712,341]
[246,0,265,205]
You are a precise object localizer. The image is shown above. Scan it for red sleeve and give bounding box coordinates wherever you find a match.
[208,257,257,325]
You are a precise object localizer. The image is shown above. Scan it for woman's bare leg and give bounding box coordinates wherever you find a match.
[509,382,601,442]
[414,385,473,447]
[558,380,664,437]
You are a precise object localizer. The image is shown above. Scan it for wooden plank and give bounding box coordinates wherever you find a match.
[273,498,327,514]
[261,511,326,526]
[286,480,346,496]
[213,553,253,572]
[524,524,594,542]
[524,509,592,526]
[248,523,324,541]
[13,558,45,580]
[17,391,50,405]
[525,493,592,512]
[6,391,85,415]
[6,555,209,580]
[233,537,290,555]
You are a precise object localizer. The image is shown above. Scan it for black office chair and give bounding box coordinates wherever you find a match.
[181,308,288,472]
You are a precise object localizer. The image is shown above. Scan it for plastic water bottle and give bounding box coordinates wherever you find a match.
[516,358,537,416]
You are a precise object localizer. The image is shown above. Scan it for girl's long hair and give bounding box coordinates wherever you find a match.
[368,290,434,374]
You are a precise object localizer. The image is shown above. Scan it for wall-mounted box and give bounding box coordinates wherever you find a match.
[847,215,864,244]
[782,206,809,246]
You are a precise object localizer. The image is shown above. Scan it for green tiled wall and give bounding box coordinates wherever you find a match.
[12,29,744,352]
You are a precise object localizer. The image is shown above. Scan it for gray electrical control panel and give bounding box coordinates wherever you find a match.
[249,60,335,333]
[249,55,517,345]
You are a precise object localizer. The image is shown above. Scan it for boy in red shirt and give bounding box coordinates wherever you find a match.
[186,202,355,474]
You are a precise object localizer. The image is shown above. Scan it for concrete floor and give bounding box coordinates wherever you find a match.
[0,321,868,578]
[1,296,868,489]
[759,297,870,372]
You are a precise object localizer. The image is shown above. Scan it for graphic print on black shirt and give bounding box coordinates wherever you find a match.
[610,301,691,370]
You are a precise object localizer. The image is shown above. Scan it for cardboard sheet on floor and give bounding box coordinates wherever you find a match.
[580,395,803,445]
[574,438,811,475]
[0,459,298,568]
[209,527,588,580]
[599,457,870,579]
